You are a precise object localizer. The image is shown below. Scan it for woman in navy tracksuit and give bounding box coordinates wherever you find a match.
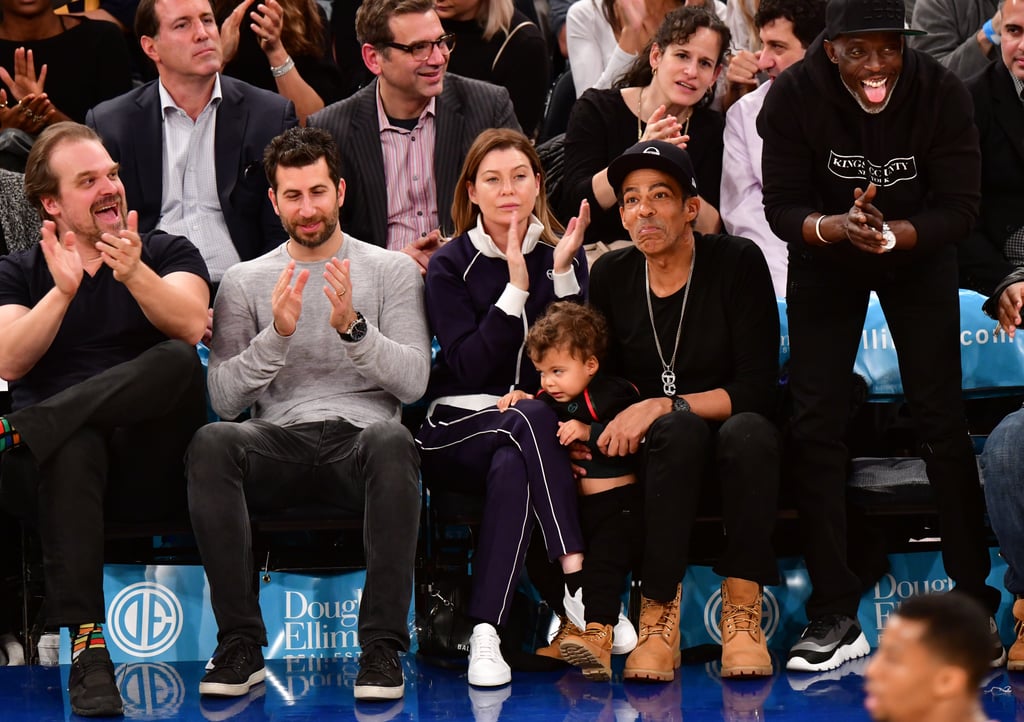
[415,128,590,686]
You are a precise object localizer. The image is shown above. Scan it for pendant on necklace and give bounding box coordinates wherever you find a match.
[661,369,676,396]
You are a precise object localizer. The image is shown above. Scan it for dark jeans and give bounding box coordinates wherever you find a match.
[185,418,421,650]
[0,340,205,625]
[579,484,641,626]
[787,246,999,617]
[639,411,781,602]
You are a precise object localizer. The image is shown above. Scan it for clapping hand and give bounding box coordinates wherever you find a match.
[0,89,54,133]
[324,257,356,333]
[38,220,84,299]
[505,209,529,291]
[0,48,47,101]
[553,199,590,273]
[845,183,889,254]
[640,105,688,148]
[249,0,285,56]
[271,260,309,336]
[220,0,256,64]
[98,210,144,283]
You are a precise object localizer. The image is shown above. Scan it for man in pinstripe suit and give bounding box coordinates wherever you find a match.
[308,0,520,273]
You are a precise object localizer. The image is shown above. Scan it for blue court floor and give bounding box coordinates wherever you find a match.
[0,652,1021,721]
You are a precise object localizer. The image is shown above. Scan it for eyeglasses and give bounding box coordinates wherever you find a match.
[383,33,456,61]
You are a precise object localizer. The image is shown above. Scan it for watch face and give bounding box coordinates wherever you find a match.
[342,313,367,341]
[881,223,896,250]
[349,319,367,341]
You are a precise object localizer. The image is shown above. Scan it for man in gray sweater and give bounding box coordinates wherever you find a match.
[185,127,430,702]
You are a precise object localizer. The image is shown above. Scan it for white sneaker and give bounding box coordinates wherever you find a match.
[0,634,24,666]
[468,624,511,687]
[612,607,638,655]
[37,633,60,667]
[565,587,636,655]
[563,586,586,630]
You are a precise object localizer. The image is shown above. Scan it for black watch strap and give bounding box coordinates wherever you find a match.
[672,396,691,413]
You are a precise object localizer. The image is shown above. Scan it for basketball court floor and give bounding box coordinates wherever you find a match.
[0,650,1020,721]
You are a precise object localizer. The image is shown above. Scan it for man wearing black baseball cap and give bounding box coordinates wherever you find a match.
[758,0,1001,673]
[588,139,782,681]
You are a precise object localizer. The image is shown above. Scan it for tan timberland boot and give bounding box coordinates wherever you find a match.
[720,573,770,675]
[1009,599,1024,672]
[560,622,614,681]
[535,614,582,660]
[719,578,773,677]
[624,584,681,681]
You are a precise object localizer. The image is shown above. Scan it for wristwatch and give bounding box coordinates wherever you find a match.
[339,312,367,342]
[881,222,896,251]
[672,396,691,414]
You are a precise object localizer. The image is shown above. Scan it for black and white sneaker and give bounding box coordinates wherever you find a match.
[355,642,404,700]
[786,614,870,672]
[990,616,1007,668]
[199,636,265,697]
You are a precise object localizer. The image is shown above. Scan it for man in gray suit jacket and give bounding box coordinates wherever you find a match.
[308,0,519,273]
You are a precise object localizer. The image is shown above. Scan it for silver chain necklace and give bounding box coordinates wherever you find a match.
[644,247,695,396]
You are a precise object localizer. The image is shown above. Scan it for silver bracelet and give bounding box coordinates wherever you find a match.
[270,56,295,78]
[814,214,834,245]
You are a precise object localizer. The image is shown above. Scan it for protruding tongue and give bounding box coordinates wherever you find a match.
[864,81,887,104]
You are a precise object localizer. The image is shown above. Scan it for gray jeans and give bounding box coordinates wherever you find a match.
[185,418,420,650]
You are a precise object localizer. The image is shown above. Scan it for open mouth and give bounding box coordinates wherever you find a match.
[861,77,888,104]
[92,200,121,223]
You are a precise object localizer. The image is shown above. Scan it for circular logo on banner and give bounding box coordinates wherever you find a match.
[118,662,185,717]
[702,587,780,644]
[107,582,183,657]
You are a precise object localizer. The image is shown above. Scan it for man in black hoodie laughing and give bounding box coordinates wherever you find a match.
[759,0,1001,674]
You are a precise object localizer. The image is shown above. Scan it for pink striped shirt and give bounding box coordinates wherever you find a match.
[376,89,438,251]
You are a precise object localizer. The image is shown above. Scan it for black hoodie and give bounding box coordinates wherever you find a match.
[757,31,981,271]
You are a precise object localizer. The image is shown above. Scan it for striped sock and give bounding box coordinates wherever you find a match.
[71,623,107,662]
[0,417,21,453]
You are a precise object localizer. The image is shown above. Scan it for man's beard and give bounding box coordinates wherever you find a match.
[284,213,339,248]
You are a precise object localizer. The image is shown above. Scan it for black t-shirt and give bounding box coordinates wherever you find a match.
[0,231,209,410]
[537,372,640,478]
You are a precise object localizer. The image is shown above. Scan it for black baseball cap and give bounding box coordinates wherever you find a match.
[607,140,698,197]
[825,0,925,39]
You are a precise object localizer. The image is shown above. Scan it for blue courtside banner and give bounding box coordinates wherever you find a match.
[61,567,417,665]
[777,290,1024,400]
[680,547,1012,652]
[74,550,1012,664]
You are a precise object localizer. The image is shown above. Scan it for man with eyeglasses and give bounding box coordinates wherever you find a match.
[309,0,520,274]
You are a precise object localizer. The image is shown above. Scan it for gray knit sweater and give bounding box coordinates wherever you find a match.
[0,169,41,255]
[208,235,430,428]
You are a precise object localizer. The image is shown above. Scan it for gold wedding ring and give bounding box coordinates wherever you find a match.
[337,288,346,297]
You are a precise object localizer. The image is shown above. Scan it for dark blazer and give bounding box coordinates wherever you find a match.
[308,73,520,248]
[86,76,298,263]
[962,60,1024,296]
